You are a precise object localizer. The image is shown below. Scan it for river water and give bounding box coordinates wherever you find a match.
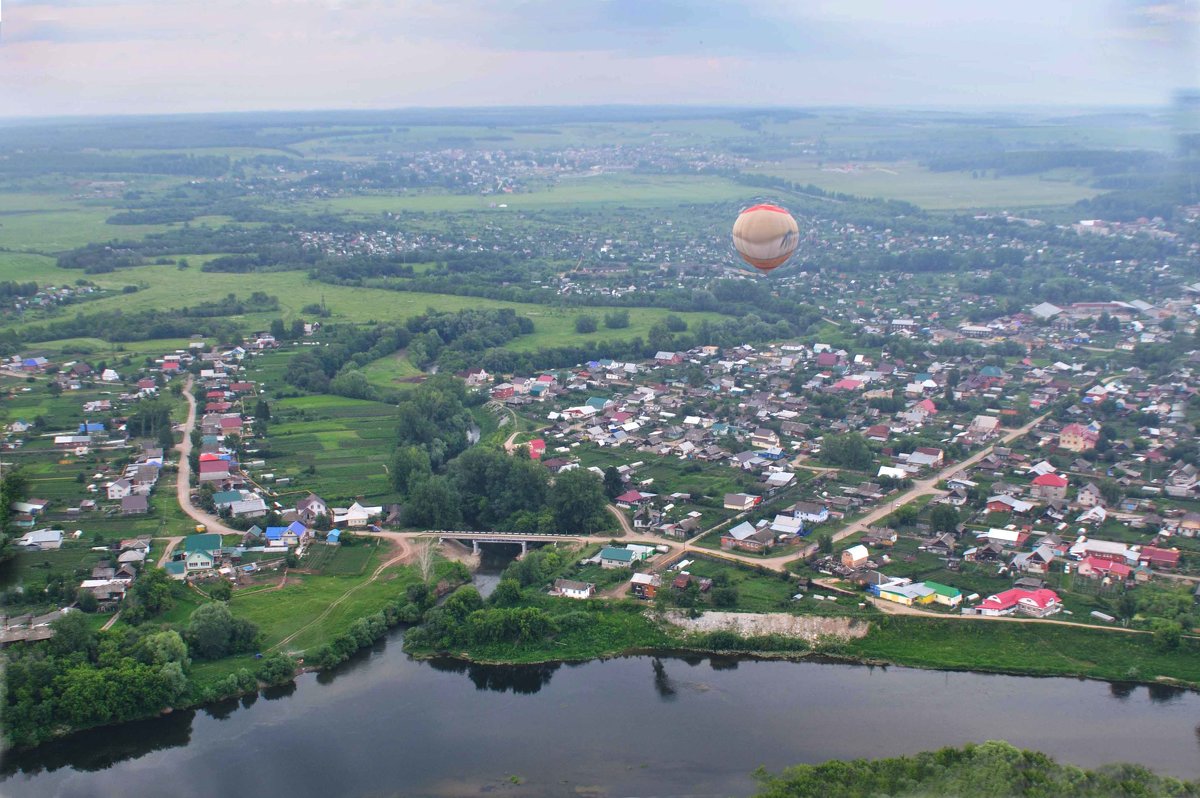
[3,630,1199,798]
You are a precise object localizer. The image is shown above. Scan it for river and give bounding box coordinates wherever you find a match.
[3,631,1199,797]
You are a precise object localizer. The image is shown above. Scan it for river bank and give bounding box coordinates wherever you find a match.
[401,604,1200,691]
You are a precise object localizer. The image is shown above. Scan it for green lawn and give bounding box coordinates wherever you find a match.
[223,563,423,654]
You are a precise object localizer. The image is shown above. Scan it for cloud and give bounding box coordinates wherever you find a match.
[0,0,1194,117]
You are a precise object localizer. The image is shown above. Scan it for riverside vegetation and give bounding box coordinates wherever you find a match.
[752,741,1200,798]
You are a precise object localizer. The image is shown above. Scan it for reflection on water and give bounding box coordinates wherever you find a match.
[0,709,195,778]
[427,657,561,694]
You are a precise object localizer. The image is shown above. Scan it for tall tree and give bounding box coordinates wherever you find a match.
[549,469,608,534]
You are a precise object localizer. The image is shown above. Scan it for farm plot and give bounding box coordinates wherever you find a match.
[261,395,401,505]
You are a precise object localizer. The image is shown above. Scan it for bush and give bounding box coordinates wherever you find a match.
[255,653,297,686]
[574,315,598,334]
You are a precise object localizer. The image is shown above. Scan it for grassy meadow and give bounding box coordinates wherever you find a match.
[749,160,1102,210]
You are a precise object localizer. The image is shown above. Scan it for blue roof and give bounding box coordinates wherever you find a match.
[327,529,341,542]
[286,521,307,535]
[79,422,105,433]
[264,526,286,540]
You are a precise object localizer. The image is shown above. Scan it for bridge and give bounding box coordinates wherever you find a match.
[433,530,589,555]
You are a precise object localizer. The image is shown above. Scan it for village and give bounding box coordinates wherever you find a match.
[3,269,1197,648]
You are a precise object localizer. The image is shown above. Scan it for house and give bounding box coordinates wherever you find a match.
[16,529,63,550]
[296,493,329,524]
[1059,423,1099,452]
[630,572,661,599]
[1076,482,1104,508]
[876,581,937,607]
[986,495,1035,514]
[1012,544,1056,574]
[1077,556,1131,580]
[1138,546,1181,570]
[527,439,546,460]
[970,415,1000,436]
[121,494,149,515]
[789,501,829,525]
[923,581,963,607]
[333,501,382,528]
[1030,473,1069,501]
[654,351,683,365]
[841,544,870,569]
[230,496,268,518]
[80,579,127,610]
[1068,538,1136,565]
[975,588,1062,617]
[599,547,636,569]
[614,490,654,509]
[175,533,222,577]
[723,493,760,511]
[552,578,596,599]
[751,428,781,449]
[107,478,133,500]
[721,521,774,552]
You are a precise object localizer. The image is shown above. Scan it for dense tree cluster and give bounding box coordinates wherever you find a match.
[819,433,875,471]
[2,614,190,748]
[753,741,1199,798]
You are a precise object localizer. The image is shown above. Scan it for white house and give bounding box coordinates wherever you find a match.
[334,501,382,528]
[107,479,133,500]
[17,529,63,550]
[552,579,595,599]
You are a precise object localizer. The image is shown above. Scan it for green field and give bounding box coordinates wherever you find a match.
[749,160,1102,210]
[254,392,401,504]
[228,566,420,653]
[13,260,725,350]
[842,616,1200,687]
[295,173,751,215]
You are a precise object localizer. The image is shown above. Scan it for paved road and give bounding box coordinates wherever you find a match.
[174,376,241,537]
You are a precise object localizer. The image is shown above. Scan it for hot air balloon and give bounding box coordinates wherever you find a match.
[731,203,799,273]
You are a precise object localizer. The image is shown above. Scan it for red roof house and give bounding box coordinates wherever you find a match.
[1138,546,1181,569]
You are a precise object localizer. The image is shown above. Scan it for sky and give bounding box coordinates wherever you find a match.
[0,0,1197,118]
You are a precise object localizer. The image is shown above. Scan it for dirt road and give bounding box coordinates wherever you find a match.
[174,376,241,537]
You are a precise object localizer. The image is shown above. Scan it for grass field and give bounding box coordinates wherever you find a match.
[842,616,1200,687]
[294,173,751,215]
[748,160,1102,210]
[12,260,726,350]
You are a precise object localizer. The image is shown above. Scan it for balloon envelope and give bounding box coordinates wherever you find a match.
[732,204,799,272]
